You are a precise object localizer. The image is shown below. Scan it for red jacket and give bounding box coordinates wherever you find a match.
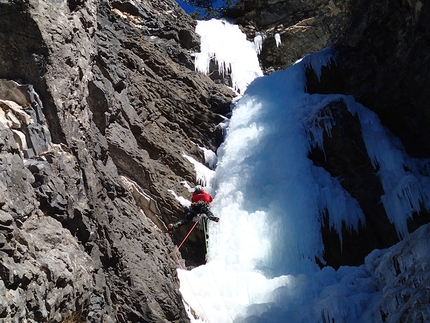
[191,190,213,204]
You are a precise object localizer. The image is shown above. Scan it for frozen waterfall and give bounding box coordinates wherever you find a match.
[171,19,430,323]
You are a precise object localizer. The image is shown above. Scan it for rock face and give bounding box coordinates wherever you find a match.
[0,0,233,322]
[317,0,430,159]
[229,0,346,74]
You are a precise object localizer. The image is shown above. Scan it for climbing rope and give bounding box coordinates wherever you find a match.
[170,215,235,322]
[171,220,212,323]
[173,220,199,254]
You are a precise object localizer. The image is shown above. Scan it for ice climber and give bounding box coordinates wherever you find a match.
[168,185,219,231]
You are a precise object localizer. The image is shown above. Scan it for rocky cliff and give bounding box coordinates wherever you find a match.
[0,0,233,321]
[1,0,430,322]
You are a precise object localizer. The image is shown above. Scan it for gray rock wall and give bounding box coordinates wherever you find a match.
[0,0,233,322]
[231,0,347,74]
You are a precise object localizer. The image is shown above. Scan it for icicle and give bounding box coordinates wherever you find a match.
[275,33,281,47]
[254,33,263,54]
[300,47,336,81]
[305,104,335,150]
[345,96,430,239]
